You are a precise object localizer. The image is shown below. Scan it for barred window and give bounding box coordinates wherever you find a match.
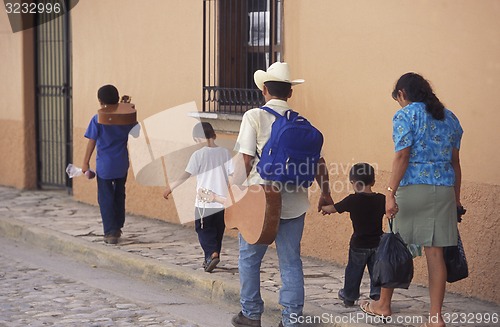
[203,0,283,114]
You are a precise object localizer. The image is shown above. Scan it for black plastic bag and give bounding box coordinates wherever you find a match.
[372,220,414,289]
[444,230,468,283]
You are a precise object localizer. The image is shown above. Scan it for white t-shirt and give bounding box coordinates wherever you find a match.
[185,146,234,209]
[235,99,311,219]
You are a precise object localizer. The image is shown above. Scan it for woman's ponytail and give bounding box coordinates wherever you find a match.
[423,93,445,120]
[393,73,445,120]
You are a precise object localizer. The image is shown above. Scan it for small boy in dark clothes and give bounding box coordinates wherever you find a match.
[321,163,385,306]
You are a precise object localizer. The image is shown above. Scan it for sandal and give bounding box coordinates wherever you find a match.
[204,253,220,272]
[359,301,390,323]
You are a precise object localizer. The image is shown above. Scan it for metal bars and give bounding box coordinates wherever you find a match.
[35,0,72,189]
[203,0,283,114]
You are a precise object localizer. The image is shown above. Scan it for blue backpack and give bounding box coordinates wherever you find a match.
[256,107,324,187]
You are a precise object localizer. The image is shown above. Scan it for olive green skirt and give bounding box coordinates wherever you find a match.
[393,185,458,247]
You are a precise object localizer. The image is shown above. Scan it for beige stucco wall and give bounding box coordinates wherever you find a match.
[71,0,204,221]
[1,0,499,304]
[284,0,500,184]
[0,11,36,189]
[284,0,500,304]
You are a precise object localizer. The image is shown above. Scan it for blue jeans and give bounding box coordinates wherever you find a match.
[343,246,380,301]
[97,175,127,235]
[238,214,305,327]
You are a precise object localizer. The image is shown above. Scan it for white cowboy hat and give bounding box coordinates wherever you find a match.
[253,62,305,91]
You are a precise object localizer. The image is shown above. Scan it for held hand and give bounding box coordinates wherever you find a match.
[197,188,216,203]
[457,205,466,223]
[85,170,96,179]
[385,195,399,219]
[163,187,172,200]
[82,163,90,174]
[318,193,334,212]
[321,204,335,215]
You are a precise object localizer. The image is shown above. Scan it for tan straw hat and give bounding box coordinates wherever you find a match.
[253,62,305,91]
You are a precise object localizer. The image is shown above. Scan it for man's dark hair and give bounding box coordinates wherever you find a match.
[192,122,216,140]
[349,163,375,186]
[97,84,119,105]
[264,81,292,99]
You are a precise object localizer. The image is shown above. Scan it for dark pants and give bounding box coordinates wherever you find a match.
[343,246,380,301]
[97,175,127,235]
[194,207,225,260]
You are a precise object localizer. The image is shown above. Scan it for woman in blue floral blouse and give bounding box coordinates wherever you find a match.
[360,73,463,327]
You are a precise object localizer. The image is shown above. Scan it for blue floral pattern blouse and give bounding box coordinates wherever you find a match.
[392,102,463,187]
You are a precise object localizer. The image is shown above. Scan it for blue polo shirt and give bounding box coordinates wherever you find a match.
[84,114,136,179]
[392,102,463,187]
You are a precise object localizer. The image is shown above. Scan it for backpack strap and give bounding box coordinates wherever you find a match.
[261,106,297,120]
[256,107,281,159]
[260,106,282,118]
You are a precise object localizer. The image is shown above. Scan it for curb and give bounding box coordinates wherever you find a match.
[0,216,244,302]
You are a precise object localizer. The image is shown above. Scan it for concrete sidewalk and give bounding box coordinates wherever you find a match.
[0,186,498,327]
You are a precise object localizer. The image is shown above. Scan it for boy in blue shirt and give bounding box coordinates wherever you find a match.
[321,163,385,306]
[82,85,136,244]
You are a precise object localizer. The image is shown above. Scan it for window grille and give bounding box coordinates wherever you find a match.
[203,0,283,114]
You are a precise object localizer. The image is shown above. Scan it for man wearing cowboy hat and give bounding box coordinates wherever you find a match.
[232,62,334,327]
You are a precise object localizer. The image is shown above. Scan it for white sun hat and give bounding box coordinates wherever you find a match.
[253,62,305,91]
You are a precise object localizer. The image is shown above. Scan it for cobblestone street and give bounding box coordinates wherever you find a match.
[0,236,233,327]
